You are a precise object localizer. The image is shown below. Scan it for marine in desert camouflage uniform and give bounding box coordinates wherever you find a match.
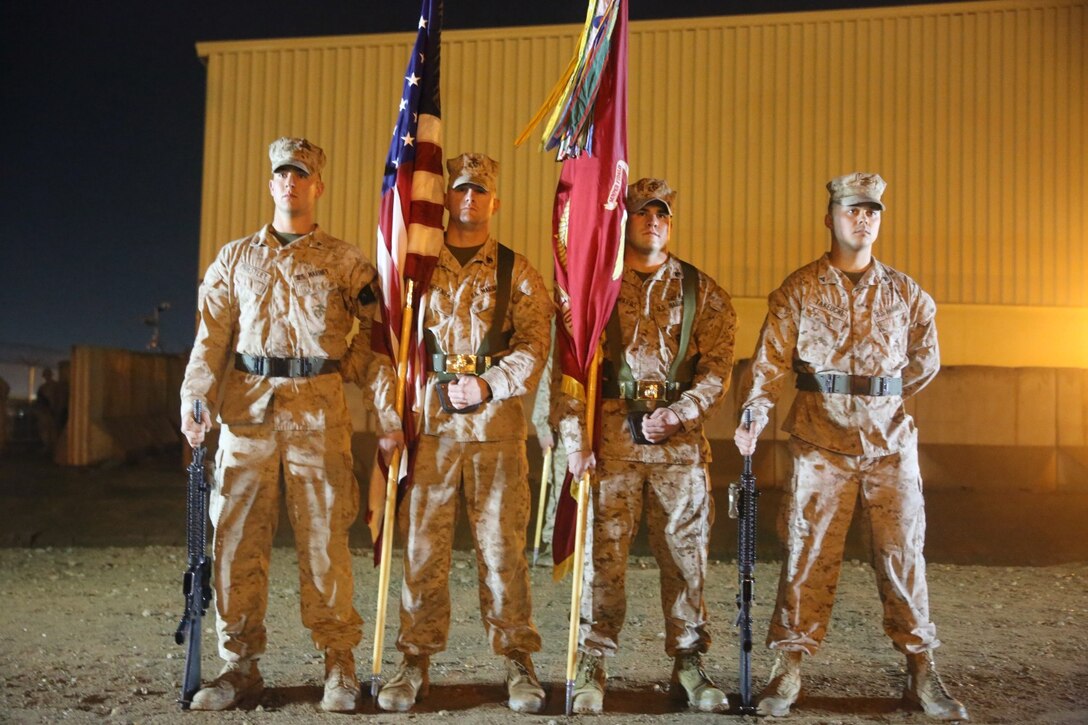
[375,153,552,714]
[734,172,969,721]
[179,137,398,713]
[560,178,738,714]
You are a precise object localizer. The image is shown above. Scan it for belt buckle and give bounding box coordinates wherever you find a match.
[445,354,477,375]
[635,380,665,400]
[873,376,888,396]
[299,358,312,377]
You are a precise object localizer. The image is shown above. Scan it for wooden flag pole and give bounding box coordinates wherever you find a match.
[532,445,554,567]
[564,345,601,715]
[370,279,415,698]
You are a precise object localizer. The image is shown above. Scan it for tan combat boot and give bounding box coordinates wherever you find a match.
[571,652,606,714]
[190,659,264,711]
[321,648,359,713]
[757,650,803,717]
[376,654,429,712]
[904,651,970,721]
[505,650,546,713]
[670,653,728,712]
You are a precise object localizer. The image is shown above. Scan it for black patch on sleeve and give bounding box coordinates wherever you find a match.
[357,281,378,306]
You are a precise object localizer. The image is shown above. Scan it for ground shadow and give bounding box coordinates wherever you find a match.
[797,694,906,716]
[355,683,509,714]
[259,684,323,710]
[544,683,691,716]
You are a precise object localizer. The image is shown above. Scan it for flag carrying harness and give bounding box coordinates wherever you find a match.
[425,243,515,382]
[601,259,699,412]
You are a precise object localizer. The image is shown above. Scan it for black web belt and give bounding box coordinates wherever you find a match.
[234,353,340,378]
[796,372,902,396]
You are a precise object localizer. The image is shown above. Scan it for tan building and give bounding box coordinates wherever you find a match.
[193,0,1087,490]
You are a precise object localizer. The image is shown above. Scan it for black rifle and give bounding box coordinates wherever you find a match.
[729,407,759,714]
[175,401,212,709]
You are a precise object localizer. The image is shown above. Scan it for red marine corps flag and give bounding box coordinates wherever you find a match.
[518,0,629,580]
[517,0,627,712]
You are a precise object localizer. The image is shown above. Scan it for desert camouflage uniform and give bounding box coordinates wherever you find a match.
[741,253,941,655]
[393,237,551,656]
[180,224,397,661]
[557,255,737,657]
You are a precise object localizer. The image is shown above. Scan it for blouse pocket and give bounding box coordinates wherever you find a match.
[797,303,848,365]
[873,303,910,362]
[236,263,271,297]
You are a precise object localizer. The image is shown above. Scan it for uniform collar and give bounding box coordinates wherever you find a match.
[255,223,327,249]
[817,253,888,287]
[623,252,680,284]
[439,235,499,270]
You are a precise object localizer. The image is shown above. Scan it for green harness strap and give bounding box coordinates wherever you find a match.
[427,243,515,381]
[604,260,700,411]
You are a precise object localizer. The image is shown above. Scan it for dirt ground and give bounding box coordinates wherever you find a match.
[1,451,1086,724]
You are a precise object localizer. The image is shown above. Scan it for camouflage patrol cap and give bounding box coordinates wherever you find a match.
[625,177,676,215]
[269,136,326,177]
[447,153,499,193]
[827,172,886,210]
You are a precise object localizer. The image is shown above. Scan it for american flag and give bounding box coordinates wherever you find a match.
[369,0,444,555]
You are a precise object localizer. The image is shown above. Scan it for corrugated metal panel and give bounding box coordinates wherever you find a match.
[196,0,1086,312]
[64,347,187,466]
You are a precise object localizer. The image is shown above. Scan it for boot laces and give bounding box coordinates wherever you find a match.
[576,655,603,687]
[679,654,710,682]
[391,657,423,684]
[508,656,533,680]
[924,661,954,700]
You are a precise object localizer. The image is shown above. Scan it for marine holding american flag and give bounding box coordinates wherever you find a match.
[373,153,554,714]
[558,178,738,714]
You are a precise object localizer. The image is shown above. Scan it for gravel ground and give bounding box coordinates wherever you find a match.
[1,546,1086,724]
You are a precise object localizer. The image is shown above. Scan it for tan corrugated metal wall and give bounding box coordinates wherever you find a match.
[196,0,1087,365]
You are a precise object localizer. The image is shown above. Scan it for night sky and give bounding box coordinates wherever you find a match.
[0,0,934,361]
